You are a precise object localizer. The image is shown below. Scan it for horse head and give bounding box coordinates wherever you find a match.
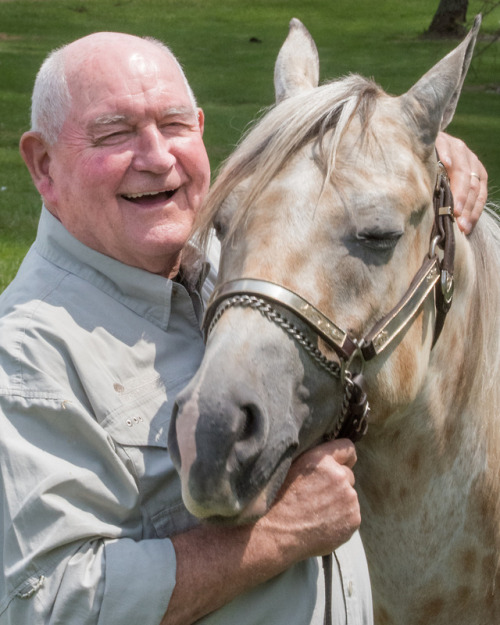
[168,17,481,523]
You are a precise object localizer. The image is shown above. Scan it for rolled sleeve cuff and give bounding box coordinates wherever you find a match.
[98,538,176,625]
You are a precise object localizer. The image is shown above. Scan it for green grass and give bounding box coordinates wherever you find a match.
[1,0,499,290]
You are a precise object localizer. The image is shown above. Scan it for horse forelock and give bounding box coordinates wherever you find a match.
[193,73,382,251]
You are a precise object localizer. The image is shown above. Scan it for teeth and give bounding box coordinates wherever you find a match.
[125,191,164,199]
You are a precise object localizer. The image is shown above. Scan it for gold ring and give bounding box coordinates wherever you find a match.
[470,172,481,181]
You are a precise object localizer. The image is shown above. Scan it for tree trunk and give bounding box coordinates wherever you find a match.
[427,0,468,37]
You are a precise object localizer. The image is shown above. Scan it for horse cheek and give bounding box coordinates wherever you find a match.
[367,310,433,419]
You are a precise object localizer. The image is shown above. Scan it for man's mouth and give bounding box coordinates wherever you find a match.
[121,189,177,204]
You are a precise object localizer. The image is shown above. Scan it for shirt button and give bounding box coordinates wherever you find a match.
[347,581,354,597]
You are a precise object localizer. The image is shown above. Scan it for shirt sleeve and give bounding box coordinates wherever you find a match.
[0,393,176,625]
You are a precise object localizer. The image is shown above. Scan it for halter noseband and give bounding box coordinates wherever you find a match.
[203,161,455,444]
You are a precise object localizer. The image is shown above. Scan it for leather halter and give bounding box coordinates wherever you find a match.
[203,161,455,444]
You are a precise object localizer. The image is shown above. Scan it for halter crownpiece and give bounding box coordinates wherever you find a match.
[203,161,455,444]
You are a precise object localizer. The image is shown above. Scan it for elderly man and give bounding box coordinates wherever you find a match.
[0,32,487,625]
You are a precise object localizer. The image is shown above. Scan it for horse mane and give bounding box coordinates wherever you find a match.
[466,207,500,432]
[449,206,500,534]
[193,73,381,249]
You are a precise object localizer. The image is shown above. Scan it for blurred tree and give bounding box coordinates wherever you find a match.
[427,0,469,36]
[474,1,500,57]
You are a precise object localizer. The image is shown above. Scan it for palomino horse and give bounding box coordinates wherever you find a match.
[169,17,500,624]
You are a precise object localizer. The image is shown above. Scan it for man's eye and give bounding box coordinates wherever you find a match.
[95,131,130,145]
[160,121,192,133]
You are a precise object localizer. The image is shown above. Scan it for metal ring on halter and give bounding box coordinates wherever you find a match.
[340,339,365,386]
[429,234,443,258]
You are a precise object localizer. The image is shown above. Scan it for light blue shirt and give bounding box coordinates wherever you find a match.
[0,207,372,624]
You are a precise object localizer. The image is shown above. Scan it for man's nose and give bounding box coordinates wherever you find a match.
[132,126,177,173]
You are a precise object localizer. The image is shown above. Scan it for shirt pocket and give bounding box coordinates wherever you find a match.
[99,371,169,446]
[99,372,199,538]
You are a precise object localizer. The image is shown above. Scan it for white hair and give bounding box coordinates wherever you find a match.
[30,46,70,144]
[30,35,198,144]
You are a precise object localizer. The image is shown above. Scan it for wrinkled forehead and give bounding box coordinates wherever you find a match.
[64,35,188,111]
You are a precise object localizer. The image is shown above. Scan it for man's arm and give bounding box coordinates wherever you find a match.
[163,439,360,625]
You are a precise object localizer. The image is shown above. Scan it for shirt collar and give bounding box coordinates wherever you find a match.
[33,206,208,328]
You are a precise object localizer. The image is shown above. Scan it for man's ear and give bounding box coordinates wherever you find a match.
[197,108,205,136]
[19,131,56,203]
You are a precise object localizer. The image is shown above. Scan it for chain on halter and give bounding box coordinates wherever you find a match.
[208,294,343,377]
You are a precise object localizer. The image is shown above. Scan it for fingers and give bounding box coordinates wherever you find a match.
[435,132,488,234]
[284,438,358,492]
[296,438,357,472]
[317,437,358,469]
[462,160,488,233]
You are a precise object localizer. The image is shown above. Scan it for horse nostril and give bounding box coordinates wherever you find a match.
[239,403,263,442]
[233,402,267,469]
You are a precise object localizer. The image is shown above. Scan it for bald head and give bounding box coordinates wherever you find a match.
[30,32,196,144]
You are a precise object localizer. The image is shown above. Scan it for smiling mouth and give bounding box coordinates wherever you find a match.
[121,189,177,204]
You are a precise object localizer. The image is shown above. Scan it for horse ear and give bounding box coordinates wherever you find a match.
[401,14,481,147]
[274,18,320,104]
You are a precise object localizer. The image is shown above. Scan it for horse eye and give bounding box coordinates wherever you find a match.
[212,192,240,241]
[356,230,403,251]
[213,217,228,241]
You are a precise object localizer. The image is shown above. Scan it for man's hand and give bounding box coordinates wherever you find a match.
[263,438,360,558]
[436,132,488,234]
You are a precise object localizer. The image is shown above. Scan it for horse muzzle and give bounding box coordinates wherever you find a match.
[168,369,298,522]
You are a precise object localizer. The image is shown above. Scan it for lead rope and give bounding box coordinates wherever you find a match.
[323,553,334,625]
